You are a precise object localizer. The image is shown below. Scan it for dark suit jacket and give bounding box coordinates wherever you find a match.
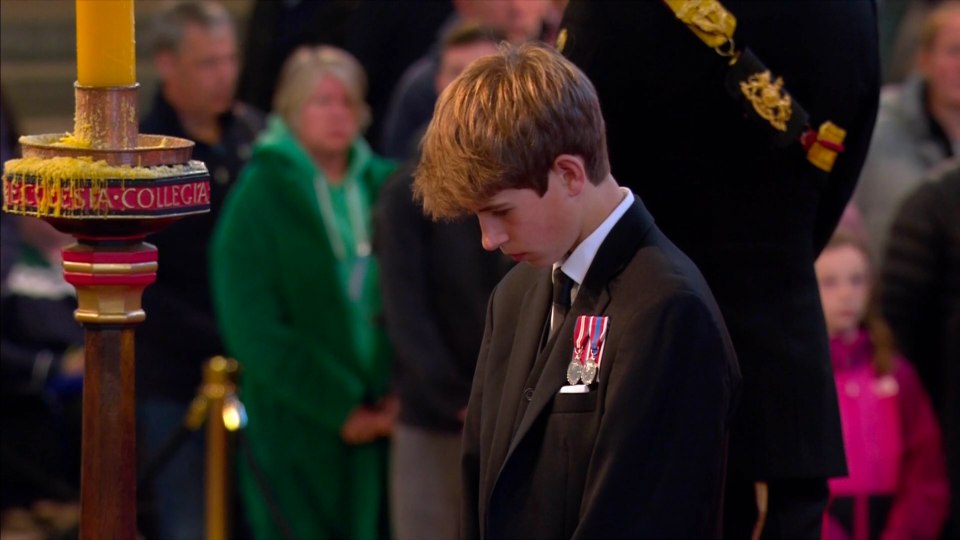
[462,200,741,539]
[561,0,881,481]
[881,163,960,537]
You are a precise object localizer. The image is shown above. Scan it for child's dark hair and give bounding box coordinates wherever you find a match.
[441,23,507,52]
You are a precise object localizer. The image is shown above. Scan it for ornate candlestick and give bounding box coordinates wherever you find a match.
[1,2,209,538]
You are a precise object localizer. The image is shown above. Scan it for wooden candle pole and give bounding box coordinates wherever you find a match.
[78,325,138,538]
[65,240,157,539]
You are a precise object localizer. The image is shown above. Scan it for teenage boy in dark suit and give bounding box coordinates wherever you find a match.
[414,42,741,539]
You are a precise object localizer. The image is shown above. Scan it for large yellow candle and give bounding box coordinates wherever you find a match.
[76,0,136,87]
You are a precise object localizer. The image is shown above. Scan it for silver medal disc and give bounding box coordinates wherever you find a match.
[581,360,598,385]
[566,360,583,385]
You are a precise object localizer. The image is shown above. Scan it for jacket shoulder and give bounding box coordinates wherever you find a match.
[487,264,541,311]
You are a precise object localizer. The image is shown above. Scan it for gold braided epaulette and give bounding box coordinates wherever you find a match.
[662,0,845,172]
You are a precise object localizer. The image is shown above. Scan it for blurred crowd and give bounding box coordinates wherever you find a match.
[0,1,957,539]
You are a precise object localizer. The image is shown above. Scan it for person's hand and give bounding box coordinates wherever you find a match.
[341,396,401,444]
[374,395,399,438]
[341,406,382,445]
[752,481,769,540]
[59,347,84,378]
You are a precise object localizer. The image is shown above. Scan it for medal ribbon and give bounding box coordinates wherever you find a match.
[573,315,591,364]
[588,316,609,368]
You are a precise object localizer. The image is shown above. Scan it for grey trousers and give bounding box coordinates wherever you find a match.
[390,424,463,540]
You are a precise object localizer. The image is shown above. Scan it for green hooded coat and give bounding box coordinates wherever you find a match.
[211,116,396,539]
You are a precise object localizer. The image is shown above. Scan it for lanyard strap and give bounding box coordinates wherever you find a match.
[662,0,846,173]
[314,172,371,261]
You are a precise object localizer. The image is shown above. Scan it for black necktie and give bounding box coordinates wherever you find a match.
[550,267,574,338]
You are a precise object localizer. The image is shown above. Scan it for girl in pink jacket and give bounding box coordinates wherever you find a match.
[816,231,949,540]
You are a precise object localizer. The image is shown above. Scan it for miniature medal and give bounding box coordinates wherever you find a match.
[566,358,583,386]
[567,316,591,385]
[581,358,598,386]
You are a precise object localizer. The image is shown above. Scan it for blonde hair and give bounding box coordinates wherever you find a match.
[414,42,610,219]
[824,231,897,375]
[272,45,371,131]
[918,0,960,51]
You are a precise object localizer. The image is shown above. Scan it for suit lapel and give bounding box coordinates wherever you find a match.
[497,199,655,472]
[484,270,552,494]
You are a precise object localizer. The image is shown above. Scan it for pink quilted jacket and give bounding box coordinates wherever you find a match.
[824,329,950,540]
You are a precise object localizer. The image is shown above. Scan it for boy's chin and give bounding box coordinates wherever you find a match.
[524,256,553,268]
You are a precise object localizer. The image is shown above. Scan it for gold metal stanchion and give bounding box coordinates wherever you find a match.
[203,356,243,540]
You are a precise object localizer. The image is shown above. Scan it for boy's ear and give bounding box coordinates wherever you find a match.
[553,154,589,195]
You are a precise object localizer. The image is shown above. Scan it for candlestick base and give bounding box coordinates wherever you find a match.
[18,131,195,167]
[2,133,210,236]
[74,83,139,150]
[63,241,158,324]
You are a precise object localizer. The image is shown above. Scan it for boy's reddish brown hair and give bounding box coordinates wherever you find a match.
[413,42,610,219]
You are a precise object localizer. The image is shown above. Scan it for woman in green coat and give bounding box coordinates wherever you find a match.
[211,45,397,539]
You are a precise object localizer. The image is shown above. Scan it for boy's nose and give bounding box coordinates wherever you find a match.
[481,230,505,251]
[478,217,506,251]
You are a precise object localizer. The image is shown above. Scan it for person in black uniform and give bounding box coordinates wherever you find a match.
[560,1,881,537]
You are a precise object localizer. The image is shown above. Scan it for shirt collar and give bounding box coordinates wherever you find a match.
[554,187,635,287]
